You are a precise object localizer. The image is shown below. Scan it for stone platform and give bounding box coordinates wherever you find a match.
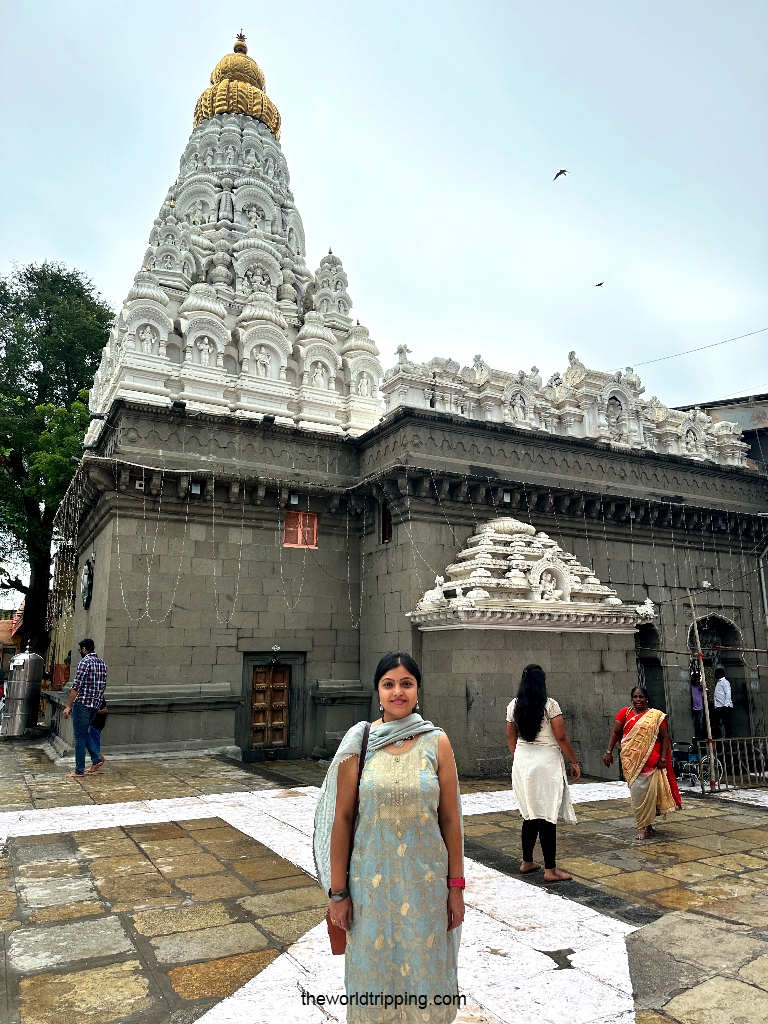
[2,742,768,1023]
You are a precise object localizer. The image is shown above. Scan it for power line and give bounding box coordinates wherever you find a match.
[684,381,768,406]
[623,326,768,370]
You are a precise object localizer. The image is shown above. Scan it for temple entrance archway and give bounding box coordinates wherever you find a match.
[636,623,667,716]
[688,614,751,737]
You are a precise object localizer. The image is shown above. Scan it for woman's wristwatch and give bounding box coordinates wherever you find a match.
[447,877,465,889]
[328,886,350,901]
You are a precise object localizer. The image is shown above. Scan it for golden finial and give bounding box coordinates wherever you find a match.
[193,32,280,137]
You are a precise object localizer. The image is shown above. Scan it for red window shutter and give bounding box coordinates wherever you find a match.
[283,511,318,548]
[283,511,301,546]
[300,512,318,548]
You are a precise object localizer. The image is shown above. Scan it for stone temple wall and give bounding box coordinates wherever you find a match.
[64,496,362,758]
[420,629,638,779]
[54,403,768,769]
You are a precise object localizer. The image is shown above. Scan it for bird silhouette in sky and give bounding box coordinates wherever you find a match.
[553,169,568,181]
[595,282,604,287]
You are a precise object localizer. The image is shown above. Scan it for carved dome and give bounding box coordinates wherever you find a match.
[193,35,281,137]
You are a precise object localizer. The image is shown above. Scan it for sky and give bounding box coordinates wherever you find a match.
[1,0,767,409]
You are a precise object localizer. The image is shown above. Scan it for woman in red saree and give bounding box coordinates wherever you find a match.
[603,686,682,840]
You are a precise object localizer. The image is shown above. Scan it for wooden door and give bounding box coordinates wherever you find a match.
[251,664,290,749]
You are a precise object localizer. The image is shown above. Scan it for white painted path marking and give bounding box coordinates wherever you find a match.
[1,783,636,1024]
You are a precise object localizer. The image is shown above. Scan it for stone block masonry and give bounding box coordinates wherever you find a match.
[421,628,637,777]
[55,400,768,764]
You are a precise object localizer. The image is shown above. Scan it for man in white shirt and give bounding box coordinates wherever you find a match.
[713,668,733,738]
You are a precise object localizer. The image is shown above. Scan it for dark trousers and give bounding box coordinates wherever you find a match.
[72,702,100,775]
[692,709,705,740]
[521,818,557,869]
[716,707,732,739]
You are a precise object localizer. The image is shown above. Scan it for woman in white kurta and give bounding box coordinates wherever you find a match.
[506,664,580,883]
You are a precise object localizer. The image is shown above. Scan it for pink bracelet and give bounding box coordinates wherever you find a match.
[447,877,465,889]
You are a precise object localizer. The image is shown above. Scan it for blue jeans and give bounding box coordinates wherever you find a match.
[72,702,101,774]
[89,726,102,760]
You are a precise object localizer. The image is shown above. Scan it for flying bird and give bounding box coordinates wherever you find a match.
[595,282,604,287]
[553,169,568,181]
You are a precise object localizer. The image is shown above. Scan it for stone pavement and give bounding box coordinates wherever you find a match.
[0,743,292,811]
[1,742,768,1023]
[464,793,768,1022]
[2,818,326,1023]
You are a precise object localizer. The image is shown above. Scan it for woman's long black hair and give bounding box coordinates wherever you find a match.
[512,664,548,742]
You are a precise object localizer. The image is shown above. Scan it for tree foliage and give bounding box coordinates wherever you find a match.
[0,262,113,650]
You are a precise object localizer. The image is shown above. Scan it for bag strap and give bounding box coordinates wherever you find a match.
[356,722,371,805]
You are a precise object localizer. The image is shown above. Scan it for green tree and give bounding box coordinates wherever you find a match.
[0,262,114,652]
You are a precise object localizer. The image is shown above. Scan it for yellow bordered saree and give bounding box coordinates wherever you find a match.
[618,707,682,828]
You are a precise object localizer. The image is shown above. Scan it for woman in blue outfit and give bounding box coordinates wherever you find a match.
[314,652,464,1023]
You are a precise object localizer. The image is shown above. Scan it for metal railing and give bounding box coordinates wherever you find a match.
[696,736,768,792]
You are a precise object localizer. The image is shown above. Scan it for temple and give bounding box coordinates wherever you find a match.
[48,37,768,777]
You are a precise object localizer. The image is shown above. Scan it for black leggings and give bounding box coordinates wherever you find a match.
[521,818,557,869]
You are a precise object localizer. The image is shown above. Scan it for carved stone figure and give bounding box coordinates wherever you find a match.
[357,372,371,397]
[511,393,526,422]
[190,200,206,226]
[606,397,624,442]
[255,345,271,378]
[419,576,446,608]
[539,571,563,602]
[187,153,199,172]
[162,254,175,270]
[263,156,274,177]
[335,281,343,292]
[139,326,156,354]
[197,336,213,366]
[338,300,348,314]
[244,265,271,293]
[204,148,215,168]
[312,363,326,389]
[164,233,176,246]
[224,145,236,165]
[244,148,258,169]
[247,206,261,229]
[685,429,698,453]
[320,299,329,313]
[635,598,656,621]
[396,344,412,364]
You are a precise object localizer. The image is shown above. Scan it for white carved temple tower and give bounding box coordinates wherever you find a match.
[87,34,383,439]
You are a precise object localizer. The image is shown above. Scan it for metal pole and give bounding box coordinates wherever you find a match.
[688,588,716,791]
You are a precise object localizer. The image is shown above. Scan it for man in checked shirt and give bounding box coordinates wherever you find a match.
[63,638,108,778]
